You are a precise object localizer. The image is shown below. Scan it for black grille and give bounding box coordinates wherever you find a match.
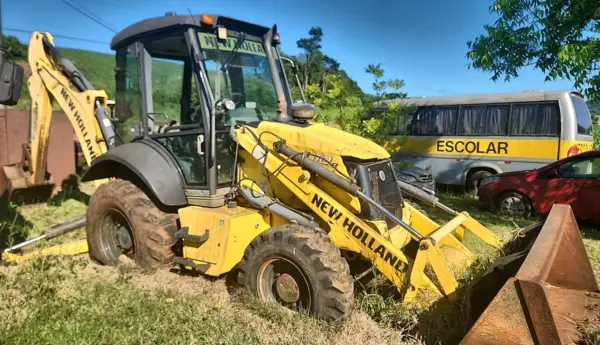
[419,174,433,183]
[344,159,404,222]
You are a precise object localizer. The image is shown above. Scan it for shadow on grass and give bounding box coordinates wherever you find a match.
[0,191,31,248]
[50,174,90,206]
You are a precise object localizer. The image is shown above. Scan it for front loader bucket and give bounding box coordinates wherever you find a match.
[460,204,600,345]
[0,164,54,204]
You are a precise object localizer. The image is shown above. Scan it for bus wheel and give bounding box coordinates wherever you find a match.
[467,170,493,192]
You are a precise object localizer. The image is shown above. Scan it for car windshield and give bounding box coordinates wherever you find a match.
[197,32,279,125]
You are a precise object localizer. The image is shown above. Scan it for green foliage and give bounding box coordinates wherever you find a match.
[594,124,600,150]
[2,35,27,60]
[318,63,411,152]
[291,27,363,102]
[590,102,600,117]
[467,0,600,100]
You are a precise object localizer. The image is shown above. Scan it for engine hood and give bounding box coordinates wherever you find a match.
[254,121,390,160]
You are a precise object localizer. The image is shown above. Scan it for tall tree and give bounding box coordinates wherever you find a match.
[365,63,387,99]
[296,27,323,90]
[466,0,600,100]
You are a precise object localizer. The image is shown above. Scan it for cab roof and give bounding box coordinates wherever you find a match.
[111,13,271,50]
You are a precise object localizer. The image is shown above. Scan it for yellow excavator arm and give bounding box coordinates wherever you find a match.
[0,32,115,199]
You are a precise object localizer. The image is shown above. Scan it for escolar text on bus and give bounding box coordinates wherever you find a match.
[436,140,508,155]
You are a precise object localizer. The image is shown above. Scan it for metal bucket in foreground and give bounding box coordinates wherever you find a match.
[461,204,600,345]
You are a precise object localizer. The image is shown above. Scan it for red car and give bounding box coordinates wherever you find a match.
[478,151,600,221]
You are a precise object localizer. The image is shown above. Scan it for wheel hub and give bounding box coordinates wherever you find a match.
[117,225,133,250]
[275,273,300,303]
[501,197,525,216]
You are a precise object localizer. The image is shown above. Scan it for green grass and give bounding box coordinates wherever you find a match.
[0,257,424,345]
[1,188,600,345]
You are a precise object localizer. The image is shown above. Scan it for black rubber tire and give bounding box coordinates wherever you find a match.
[496,191,533,218]
[238,224,354,321]
[467,170,493,192]
[86,179,178,268]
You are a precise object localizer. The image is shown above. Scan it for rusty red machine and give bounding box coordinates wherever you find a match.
[461,204,600,345]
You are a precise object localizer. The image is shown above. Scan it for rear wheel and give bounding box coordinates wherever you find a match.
[497,191,532,218]
[86,179,178,268]
[467,170,493,192]
[237,224,354,321]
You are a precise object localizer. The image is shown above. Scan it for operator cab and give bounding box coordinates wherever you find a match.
[111,13,313,207]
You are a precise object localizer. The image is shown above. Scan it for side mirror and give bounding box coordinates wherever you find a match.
[543,168,560,178]
[290,103,316,121]
[0,59,24,106]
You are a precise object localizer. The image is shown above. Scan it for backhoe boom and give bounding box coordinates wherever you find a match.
[0,32,115,200]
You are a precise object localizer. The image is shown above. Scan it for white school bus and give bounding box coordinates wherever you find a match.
[388,90,595,189]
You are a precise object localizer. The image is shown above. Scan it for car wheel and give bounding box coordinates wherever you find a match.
[467,170,493,192]
[497,191,532,218]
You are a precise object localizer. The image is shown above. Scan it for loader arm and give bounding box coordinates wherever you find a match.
[234,125,501,301]
[26,32,115,185]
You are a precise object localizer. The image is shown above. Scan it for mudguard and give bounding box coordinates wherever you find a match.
[82,138,187,207]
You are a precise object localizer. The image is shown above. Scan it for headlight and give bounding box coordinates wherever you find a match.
[480,176,500,187]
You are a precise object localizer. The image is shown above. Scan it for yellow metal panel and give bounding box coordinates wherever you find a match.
[256,121,390,160]
[178,205,270,276]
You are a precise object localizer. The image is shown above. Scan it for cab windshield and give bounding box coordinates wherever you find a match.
[198,32,279,125]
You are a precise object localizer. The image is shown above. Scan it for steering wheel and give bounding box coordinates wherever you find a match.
[230,92,245,107]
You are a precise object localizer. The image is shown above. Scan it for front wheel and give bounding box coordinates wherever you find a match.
[237,224,354,321]
[86,179,178,268]
[497,191,532,218]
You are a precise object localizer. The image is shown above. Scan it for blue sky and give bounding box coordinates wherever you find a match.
[3,0,576,97]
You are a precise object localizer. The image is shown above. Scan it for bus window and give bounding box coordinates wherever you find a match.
[458,105,509,136]
[412,106,458,135]
[509,103,559,136]
[571,95,593,135]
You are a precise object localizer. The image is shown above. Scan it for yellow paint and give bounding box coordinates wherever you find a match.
[1,239,88,263]
[25,32,110,188]
[398,137,594,161]
[178,205,270,276]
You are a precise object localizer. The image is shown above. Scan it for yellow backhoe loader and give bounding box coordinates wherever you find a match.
[1,13,599,343]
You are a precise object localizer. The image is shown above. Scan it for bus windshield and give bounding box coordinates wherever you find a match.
[197,32,279,125]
